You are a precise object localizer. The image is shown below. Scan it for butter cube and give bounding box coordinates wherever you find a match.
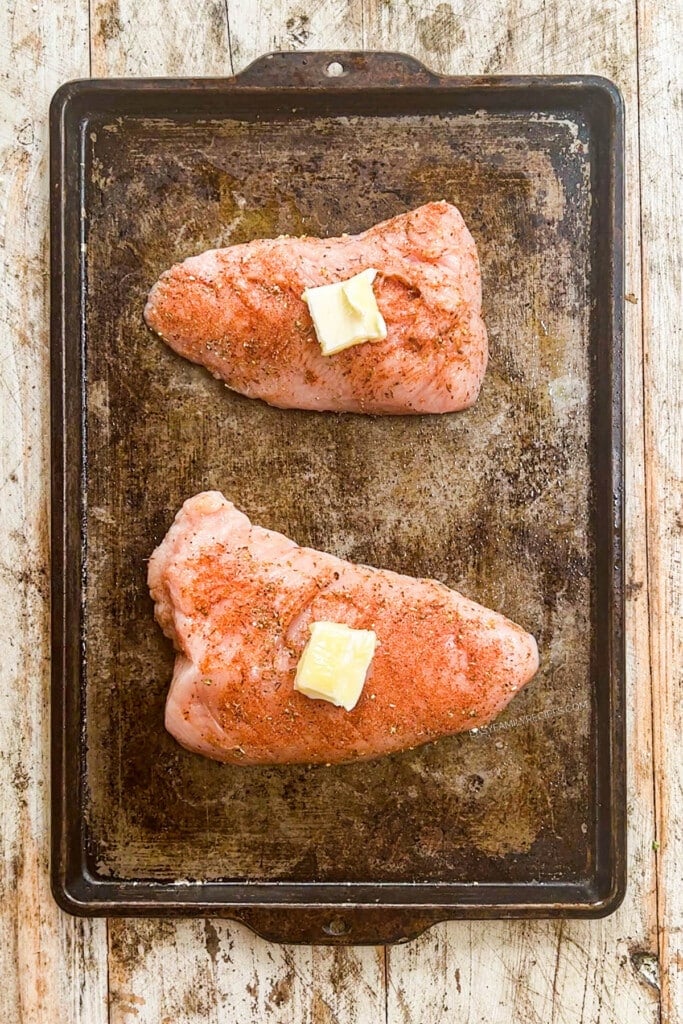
[294,621,377,711]
[302,268,387,356]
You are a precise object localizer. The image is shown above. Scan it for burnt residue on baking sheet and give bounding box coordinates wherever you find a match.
[83,111,594,883]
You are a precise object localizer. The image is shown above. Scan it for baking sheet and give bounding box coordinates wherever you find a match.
[51,53,624,943]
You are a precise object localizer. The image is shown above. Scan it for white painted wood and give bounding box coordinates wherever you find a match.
[108,918,385,1024]
[361,1,660,1020]
[637,1,683,1021]
[0,1,109,1022]
[227,0,363,69]
[90,0,232,76]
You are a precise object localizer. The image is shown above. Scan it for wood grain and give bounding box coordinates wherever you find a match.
[90,0,232,76]
[637,1,683,1021]
[228,0,363,64]
[109,919,385,1024]
[362,0,659,1019]
[0,1,108,1022]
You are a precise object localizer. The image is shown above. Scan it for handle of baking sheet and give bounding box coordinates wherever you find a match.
[231,907,447,946]
[235,51,437,88]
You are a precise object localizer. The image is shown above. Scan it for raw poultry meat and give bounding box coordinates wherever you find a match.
[149,492,538,765]
[144,202,488,414]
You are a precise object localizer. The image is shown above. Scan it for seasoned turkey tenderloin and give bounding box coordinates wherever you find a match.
[144,202,488,414]
[149,492,538,765]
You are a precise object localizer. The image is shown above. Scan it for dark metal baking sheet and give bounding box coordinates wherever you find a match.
[51,51,624,945]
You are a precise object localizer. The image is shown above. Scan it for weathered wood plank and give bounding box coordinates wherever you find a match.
[90,0,232,76]
[227,0,363,67]
[108,919,385,1024]
[360,1,659,1019]
[92,3,385,1022]
[637,1,683,1021]
[0,1,108,1022]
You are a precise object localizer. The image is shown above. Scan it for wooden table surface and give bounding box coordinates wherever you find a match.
[1,0,680,1021]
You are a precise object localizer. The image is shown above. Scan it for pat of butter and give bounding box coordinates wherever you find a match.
[302,268,387,356]
[294,621,377,711]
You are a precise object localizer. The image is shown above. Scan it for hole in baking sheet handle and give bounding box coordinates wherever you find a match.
[325,61,346,78]
[322,915,349,937]
[236,52,434,88]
